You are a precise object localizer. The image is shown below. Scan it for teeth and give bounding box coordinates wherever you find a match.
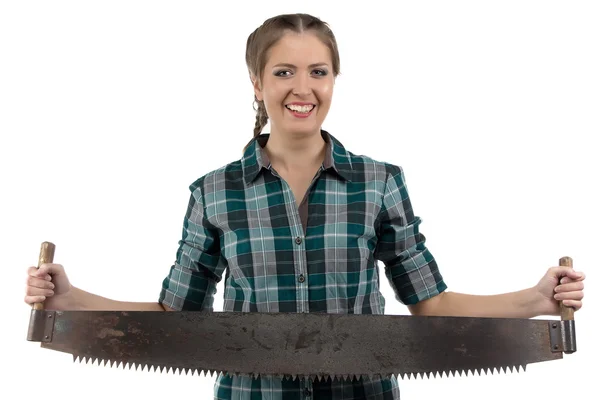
[286,104,314,113]
[69,355,529,381]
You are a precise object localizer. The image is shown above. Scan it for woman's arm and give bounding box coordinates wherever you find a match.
[407,266,585,318]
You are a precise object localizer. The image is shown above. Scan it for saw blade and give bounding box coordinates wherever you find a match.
[30,310,568,380]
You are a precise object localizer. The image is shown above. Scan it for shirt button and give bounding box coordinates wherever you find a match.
[295,236,302,245]
[298,274,306,283]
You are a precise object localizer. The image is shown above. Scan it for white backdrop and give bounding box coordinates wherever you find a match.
[1,1,598,399]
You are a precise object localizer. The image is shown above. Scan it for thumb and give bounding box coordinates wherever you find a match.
[550,266,584,281]
[564,268,585,281]
[36,263,64,279]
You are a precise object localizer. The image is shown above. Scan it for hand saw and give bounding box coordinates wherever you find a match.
[27,242,577,381]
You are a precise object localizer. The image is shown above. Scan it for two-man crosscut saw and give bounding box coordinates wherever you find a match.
[27,242,577,381]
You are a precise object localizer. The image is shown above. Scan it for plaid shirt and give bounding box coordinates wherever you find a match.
[159,130,447,399]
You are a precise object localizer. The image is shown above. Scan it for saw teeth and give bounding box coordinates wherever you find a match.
[67,353,529,381]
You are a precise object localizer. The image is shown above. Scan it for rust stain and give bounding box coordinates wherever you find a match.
[128,326,142,334]
[295,330,321,353]
[97,328,125,339]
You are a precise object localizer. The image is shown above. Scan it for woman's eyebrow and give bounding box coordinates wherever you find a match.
[272,63,329,69]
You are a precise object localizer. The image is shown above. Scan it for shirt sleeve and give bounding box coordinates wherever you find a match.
[374,164,447,305]
[158,180,224,311]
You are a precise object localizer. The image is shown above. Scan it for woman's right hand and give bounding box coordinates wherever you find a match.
[24,263,74,310]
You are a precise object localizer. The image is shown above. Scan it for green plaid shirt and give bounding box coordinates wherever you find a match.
[159,130,447,399]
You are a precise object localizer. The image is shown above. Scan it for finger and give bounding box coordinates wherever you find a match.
[555,281,584,293]
[26,275,55,290]
[550,267,585,284]
[27,266,51,281]
[25,285,54,297]
[24,295,46,304]
[560,272,585,283]
[565,269,585,281]
[37,263,61,274]
[554,290,584,301]
[561,299,582,311]
[32,264,62,280]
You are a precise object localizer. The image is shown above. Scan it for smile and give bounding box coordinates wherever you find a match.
[285,104,316,118]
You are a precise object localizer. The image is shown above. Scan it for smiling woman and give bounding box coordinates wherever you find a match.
[256,37,332,125]
[22,11,587,400]
[242,15,344,212]
[245,14,340,145]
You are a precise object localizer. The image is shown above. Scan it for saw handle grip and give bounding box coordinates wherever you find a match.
[33,241,56,311]
[559,256,575,321]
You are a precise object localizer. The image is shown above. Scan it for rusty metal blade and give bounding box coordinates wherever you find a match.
[29,310,571,380]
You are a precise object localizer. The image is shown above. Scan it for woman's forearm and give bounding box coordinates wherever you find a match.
[411,287,544,319]
[70,286,168,311]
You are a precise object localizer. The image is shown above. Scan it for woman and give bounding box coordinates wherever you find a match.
[24,13,585,400]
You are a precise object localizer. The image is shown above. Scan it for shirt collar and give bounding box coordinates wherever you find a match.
[242,129,354,185]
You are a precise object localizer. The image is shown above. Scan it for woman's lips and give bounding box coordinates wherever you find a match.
[285,104,316,118]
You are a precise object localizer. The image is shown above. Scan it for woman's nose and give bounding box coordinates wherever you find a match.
[292,74,311,96]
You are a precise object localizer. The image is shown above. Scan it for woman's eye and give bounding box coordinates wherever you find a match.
[274,69,328,77]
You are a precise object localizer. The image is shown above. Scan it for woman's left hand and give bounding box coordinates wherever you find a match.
[533,265,585,316]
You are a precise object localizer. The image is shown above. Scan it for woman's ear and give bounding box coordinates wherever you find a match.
[250,73,263,102]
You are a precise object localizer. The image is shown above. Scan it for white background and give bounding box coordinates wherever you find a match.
[1,1,598,399]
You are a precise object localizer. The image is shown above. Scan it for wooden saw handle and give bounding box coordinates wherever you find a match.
[559,256,575,321]
[33,241,56,311]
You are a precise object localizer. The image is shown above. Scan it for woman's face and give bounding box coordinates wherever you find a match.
[253,31,335,139]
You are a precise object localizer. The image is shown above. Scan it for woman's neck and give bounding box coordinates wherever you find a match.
[264,128,326,172]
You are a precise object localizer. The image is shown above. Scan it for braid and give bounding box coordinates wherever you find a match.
[243,97,269,153]
[253,97,268,137]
